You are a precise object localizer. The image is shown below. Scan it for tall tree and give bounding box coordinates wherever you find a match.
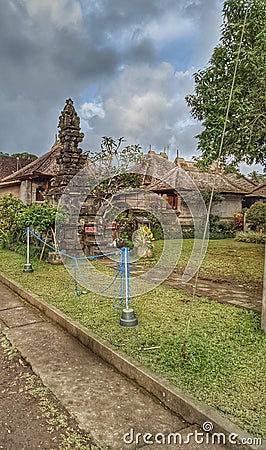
[11,152,37,161]
[186,0,266,168]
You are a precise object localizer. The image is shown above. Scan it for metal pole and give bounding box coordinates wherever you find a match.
[26,227,30,265]
[119,247,138,327]
[125,247,129,310]
[23,227,34,273]
[120,248,124,308]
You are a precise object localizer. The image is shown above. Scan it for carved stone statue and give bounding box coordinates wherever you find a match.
[58,98,80,130]
[48,99,85,200]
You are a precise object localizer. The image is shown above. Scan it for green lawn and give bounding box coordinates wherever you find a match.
[0,245,265,438]
[141,239,264,289]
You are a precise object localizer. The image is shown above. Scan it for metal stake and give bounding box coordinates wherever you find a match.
[23,227,34,273]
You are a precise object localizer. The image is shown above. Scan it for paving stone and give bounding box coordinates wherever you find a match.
[6,321,191,450]
[0,318,8,332]
[0,294,23,311]
[0,306,43,328]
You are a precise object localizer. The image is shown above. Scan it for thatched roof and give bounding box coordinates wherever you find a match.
[182,169,250,194]
[246,182,266,198]
[141,154,253,195]
[0,155,32,181]
[148,179,176,193]
[2,141,62,182]
[224,173,256,193]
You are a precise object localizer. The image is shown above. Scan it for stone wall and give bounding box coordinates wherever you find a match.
[0,183,20,199]
[211,194,243,221]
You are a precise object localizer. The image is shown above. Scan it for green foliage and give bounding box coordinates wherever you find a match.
[0,152,37,160]
[182,216,235,239]
[145,212,163,240]
[209,218,235,239]
[0,194,59,255]
[223,164,242,174]
[186,0,266,168]
[115,212,135,243]
[11,152,38,161]
[235,231,266,243]
[95,172,142,200]
[87,136,143,168]
[247,170,266,185]
[84,136,143,200]
[1,335,19,360]
[209,215,236,239]
[18,202,58,233]
[246,201,266,230]
[133,226,154,250]
[201,189,223,206]
[181,226,195,239]
[0,194,26,249]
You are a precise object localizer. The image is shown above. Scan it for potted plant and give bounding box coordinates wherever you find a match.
[133,226,154,258]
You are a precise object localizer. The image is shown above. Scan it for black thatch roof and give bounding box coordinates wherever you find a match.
[0,155,32,181]
[2,142,62,182]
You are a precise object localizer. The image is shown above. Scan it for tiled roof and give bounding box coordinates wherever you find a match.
[0,156,32,181]
[2,142,62,182]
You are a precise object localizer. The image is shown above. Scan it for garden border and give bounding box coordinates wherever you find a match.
[0,271,264,450]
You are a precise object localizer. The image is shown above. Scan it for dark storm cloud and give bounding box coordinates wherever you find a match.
[0,0,223,156]
[0,0,156,154]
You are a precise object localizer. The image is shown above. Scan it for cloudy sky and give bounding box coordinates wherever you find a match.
[2,0,226,162]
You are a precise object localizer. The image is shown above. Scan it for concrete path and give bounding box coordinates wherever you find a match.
[0,282,227,449]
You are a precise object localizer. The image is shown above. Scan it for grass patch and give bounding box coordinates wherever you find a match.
[0,248,265,438]
[143,239,264,288]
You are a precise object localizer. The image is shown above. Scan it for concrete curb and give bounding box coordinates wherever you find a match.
[0,271,265,450]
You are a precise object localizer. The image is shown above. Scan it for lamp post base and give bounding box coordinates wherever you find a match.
[120,308,138,327]
[23,264,34,273]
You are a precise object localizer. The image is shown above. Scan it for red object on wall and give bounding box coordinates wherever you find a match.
[84,226,96,233]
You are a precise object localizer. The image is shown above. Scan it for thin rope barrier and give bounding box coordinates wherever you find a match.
[27,228,128,300]
[29,229,120,260]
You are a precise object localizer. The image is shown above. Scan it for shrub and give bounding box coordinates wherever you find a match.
[246,202,266,232]
[0,194,59,257]
[209,215,235,239]
[181,218,235,240]
[235,231,266,244]
[0,195,26,250]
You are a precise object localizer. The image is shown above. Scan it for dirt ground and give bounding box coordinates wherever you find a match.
[0,334,100,450]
